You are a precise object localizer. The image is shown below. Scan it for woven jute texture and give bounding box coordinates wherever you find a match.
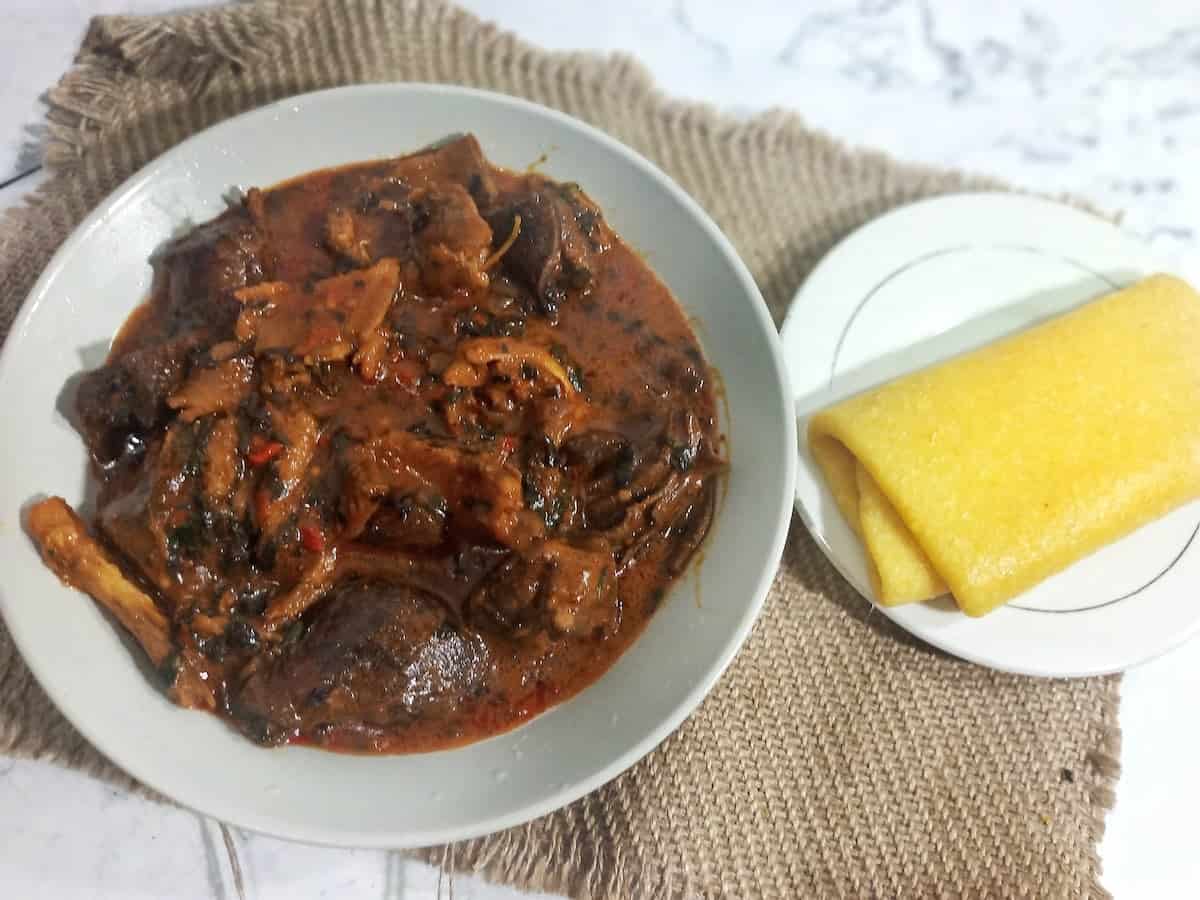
[0,1,1122,897]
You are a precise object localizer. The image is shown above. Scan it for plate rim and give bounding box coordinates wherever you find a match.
[0,82,798,846]
[779,190,1200,678]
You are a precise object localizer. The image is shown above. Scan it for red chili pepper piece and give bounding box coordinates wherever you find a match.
[247,437,284,466]
[299,524,326,553]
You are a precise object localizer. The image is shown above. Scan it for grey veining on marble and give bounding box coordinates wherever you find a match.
[461,0,1200,277]
[741,2,1199,276]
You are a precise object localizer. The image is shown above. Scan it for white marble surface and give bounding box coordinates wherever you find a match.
[2,1,1199,897]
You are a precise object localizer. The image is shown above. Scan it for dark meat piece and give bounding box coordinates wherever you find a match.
[261,542,511,632]
[483,195,553,301]
[324,186,416,268]
[233,579,491,746]
[97,450,175,596]
[521,454,575,532]
[562,430,628,471]
[324,207,374,266]
[470,540,617,638]
[411,182,494,294]
[571,406,712,540]
[439,135,499,206]
[362,495,447,549]
[396,135,498,207]
[154,203,270,334]
[615,469,712,575]
[75,332,202,465]
[562,430,639,528]
[319,136,498,275]
[483,183,608,316]
[340,431,542,549]
[665,478,718,575]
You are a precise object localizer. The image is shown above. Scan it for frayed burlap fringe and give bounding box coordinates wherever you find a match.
[44,1,315,166]
[1,2,1122,897]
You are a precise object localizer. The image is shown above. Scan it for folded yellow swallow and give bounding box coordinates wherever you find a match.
[808,274,1200,616]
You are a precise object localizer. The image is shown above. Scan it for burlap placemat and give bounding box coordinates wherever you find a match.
[0,1,1122,896]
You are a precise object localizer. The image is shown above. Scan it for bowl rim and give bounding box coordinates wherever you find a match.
[0,82,798,847]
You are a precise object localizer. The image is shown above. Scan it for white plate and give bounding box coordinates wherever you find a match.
[0,85,796,846]
[782,192,1200,678]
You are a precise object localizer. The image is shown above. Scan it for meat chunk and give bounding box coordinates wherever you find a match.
[75,332,202,464]
[108,417,257,598]
[470,540,617,638]
[569,406,715,540]
[324,207,372,267]
[411,182,494,294]
[28,497,172,666]
[483,182,608,315]
[323,195,417,271]
[361,494,447,549]
[260,548,338,631]
[234,579,491,746]
[95,451,174,596]
[201,415,242,503]
[340,431,542,549]
[28,497,219,709]
[563,429,641,526]
[166,355,255,423]
[614,468,715,575]
[391,134,498,207]
[260,542,508,632]
[137,422,221,587]
[235,259,399,380]
[252,403,320,543]
[155,204,271,333]
[440,336,591,444]
[319,136,499,278]
[562,430,629,471]
[441,337,576,392]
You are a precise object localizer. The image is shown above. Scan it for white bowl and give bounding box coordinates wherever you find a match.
[0,85,796,847]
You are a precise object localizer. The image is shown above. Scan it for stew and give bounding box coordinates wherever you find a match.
[28,136,724,753]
